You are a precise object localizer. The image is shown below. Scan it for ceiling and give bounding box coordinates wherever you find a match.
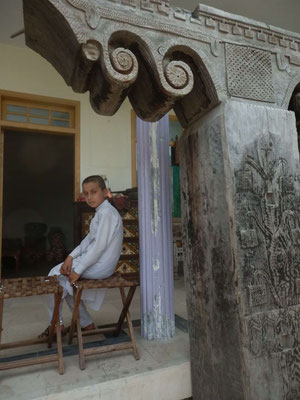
[0,0,299,49]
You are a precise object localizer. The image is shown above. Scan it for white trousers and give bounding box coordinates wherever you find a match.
[47,289,93,328]
[47,263,106,328]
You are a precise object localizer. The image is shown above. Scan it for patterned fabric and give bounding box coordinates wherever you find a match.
[116,200,139,276]
[75,198,139,277]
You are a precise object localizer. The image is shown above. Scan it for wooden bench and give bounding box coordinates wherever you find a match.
[0,276,64,374]
[68,273,140,370]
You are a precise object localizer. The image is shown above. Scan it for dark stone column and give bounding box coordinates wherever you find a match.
[180,100,300,400]
[136,115,175,340]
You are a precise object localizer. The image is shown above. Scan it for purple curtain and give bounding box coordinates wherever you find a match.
[136,115,175,340]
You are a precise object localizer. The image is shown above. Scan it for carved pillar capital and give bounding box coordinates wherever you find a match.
[23,0,224,125]
[23,0,300,124]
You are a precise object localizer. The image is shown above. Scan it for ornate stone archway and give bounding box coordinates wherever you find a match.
[23,1,300,399]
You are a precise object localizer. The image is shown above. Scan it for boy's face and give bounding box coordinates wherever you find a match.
[82,182,107,208]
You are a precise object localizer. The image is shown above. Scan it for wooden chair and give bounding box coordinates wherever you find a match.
[2,238,22,273]
[68,273,140,370]
[0,276,64,374]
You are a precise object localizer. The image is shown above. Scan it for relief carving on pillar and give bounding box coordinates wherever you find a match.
[235,133,300,399]
[236,135,300,308]
[247,309,300,400]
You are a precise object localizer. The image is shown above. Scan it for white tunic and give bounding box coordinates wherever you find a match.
[49,199,123,310]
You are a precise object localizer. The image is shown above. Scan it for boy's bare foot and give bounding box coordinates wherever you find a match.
[38,326,50,339]
[62,324,95,333]
[38,325,66,338]
[82,323,95,331]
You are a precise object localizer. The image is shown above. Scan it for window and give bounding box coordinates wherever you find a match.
[3,99,74,129]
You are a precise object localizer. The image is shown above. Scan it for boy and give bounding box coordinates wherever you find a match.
[41,175,123,336]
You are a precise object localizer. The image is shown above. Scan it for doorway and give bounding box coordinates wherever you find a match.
[2,130,74,278]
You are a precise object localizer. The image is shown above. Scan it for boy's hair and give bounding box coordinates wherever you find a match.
[82,175,106,190]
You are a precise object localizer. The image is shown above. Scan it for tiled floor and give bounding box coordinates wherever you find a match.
[0,277,191,400]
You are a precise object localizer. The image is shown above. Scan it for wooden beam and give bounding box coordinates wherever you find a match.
[0,120,76,135]
[0,354,59,371]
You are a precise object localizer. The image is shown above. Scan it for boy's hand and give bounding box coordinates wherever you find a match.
[60,255,73,276]
[68,270,81,285]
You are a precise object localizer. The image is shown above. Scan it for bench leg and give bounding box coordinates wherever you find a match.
[119,287,140,360]
[48,289,63,348]
[67,286,86,369]
[0,280,64,375]
[56,322,64,374]
[0,297,3,346]
[48,289,64,374]
[68,287,83,345]
[76,317,86,370]
[114,286,136,336]
[115,287,140,360]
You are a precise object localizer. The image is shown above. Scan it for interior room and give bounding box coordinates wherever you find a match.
[2,129,74,278]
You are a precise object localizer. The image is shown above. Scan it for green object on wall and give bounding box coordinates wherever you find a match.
[172,165,181,217]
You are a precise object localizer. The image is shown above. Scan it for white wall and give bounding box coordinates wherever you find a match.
[0,43,133,192]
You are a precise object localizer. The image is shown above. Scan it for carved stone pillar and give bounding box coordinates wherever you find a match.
[180,100,300,400]
[137,115,175,340]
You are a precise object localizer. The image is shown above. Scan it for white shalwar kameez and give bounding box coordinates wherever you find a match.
[47,199,123,327]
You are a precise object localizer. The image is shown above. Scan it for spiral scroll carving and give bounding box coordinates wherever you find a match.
[164,61,194,91]
[111,48,138,75]
[82,41,101,61]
